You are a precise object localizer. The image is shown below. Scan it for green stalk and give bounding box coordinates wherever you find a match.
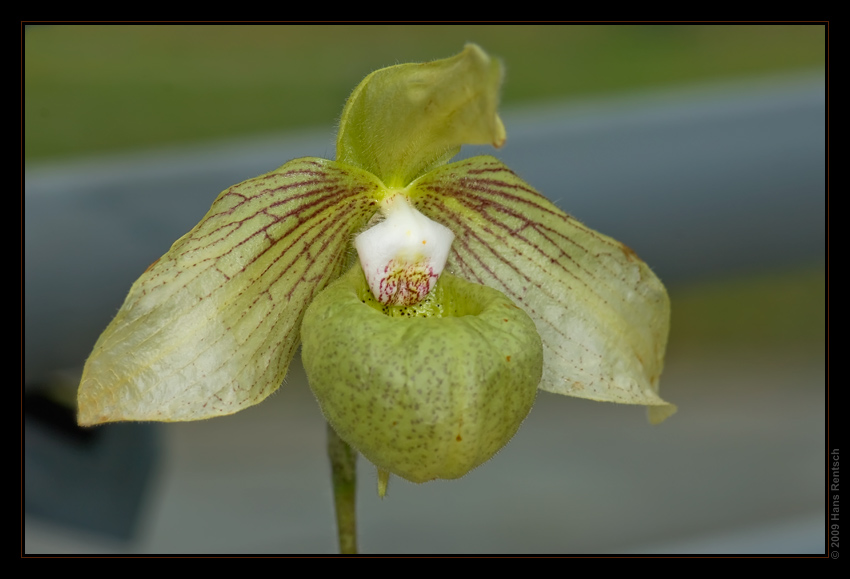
[327,422,358,554]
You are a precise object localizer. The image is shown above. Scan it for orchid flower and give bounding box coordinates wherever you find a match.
[77,45,674,490]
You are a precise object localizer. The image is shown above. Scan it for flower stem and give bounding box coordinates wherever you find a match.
[327,421,358,554]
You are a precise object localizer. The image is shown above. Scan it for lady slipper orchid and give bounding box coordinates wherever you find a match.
[77,44,675,490]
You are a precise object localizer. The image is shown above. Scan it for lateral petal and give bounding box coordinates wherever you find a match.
[409,156,675,423]
[78,158,382,425]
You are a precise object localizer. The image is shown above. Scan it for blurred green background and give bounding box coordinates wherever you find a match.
[25,24,825,161]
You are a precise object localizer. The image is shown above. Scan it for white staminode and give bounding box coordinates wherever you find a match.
[355,195,455,306]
